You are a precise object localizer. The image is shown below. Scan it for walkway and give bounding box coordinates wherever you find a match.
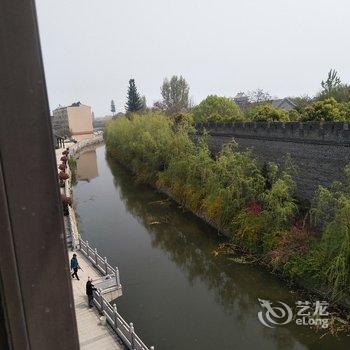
[69,250,124,350]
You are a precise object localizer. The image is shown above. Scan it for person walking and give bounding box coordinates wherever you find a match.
[86,277,97,308]
[70,253,80,280]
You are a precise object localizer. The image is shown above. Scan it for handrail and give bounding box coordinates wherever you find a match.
[63,138,154,349]
[80,236,154,350]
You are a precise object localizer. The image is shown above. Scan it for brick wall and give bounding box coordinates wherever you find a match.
[195,122,350,200]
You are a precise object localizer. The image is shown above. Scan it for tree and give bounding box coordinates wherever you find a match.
[301,98,350,122]
[141,95,147,110]
[125,79,143,113]
[321,69,341,93]
[288,95,313,113]
[247,89,271,103]
[161,75,190,114]
[110,100,116,116]
[192,95,243,122]
[248,103,289,122]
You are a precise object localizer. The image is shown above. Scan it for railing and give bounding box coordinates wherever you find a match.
[94,292,154,350]
[79,238,121,284]
[79,237,154,350]
[70,135,104,155]
[64,138,155,350]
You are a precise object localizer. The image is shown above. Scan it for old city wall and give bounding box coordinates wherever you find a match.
[195,122,350,200]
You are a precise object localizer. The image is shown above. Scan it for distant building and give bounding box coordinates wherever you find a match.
[52,102,93,141]
[233,93,296,112]
[269,98,296,112]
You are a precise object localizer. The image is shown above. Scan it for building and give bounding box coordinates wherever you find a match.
[233,93,296,113]
[269,98,296,112]
[52,102,93,141]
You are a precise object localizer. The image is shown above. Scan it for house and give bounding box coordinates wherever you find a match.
[233,93,296,112]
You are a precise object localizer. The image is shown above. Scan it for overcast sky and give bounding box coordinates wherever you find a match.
[36,0,350,117]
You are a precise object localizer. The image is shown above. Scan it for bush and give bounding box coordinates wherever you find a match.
[192,95,243,123]
[247,103,289,122]
[301,98,350,122]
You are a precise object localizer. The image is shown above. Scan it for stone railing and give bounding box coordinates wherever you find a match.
[79,237,154,350]
[70,135,104,154]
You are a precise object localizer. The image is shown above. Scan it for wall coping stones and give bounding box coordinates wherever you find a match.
[194,122,350,146]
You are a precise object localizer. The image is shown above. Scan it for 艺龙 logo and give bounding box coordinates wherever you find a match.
[257,298,293,328]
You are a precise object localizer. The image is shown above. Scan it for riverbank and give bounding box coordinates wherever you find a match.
[103,114,350,313]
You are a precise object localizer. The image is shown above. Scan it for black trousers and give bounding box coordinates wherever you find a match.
[71,268,79,279]
[88,294,94,307]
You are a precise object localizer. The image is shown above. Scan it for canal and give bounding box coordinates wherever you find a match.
[73,145,350,350]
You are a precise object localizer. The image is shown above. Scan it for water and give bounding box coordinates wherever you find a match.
[74,145,350,350]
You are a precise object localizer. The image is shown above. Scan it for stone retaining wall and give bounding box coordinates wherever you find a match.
[195,122,350,200]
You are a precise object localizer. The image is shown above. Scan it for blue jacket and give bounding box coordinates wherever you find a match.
[70,257,78,269]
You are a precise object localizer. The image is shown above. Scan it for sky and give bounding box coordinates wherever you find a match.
[36,0,350,117]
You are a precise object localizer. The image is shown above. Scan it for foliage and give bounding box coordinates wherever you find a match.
[316,69,350,102]
[161,75,190,114]
[288,95,313,113]
[321,69,342,93]
[68,156,77,185]
[125,79,143,113]
[192,95,243,123]
[141,95,147,110]
[110,100,116,115]
[317,84,350,103]
[105,113,350,302]
[301,98,350,122]
[247,103,289,122]
[247,89,271,103]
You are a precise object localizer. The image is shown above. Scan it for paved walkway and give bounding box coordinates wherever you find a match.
[69,250,124,349]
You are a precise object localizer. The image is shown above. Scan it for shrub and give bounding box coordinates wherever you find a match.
[247,103,289,122]
[192,95,243,123]
[301,98,350,122]
[105,112,350,301]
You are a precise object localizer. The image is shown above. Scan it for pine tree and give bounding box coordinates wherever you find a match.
[110,99,116,116]
[125,79,143,112]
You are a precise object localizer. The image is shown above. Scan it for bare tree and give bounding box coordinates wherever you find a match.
[247,89,271,103]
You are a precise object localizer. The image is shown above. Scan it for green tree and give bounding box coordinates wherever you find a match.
[192,95,243,122]
[247,103,289,122]
[141,95,147,110]
[161,75,190,114]
[125,79,143,113]
[110,99,116,116]
[321,69,341,93]
[301,98,349,121]
[317,69,350,102]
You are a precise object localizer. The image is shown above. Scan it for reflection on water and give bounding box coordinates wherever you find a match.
[76,149,98,181]
[74,145,350,350]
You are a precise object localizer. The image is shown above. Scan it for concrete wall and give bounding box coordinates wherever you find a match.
[195,122,350,200]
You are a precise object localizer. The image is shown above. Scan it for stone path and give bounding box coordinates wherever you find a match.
[69,250,124,349]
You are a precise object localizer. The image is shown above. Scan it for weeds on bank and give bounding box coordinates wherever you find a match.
[104,113,350,304]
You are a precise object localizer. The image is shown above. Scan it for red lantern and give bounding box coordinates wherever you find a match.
[58,163,67,171]
[61,193,73,205]
[58,171,69,180]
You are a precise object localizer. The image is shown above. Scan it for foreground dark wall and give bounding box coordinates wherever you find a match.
[195,122,350,201]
